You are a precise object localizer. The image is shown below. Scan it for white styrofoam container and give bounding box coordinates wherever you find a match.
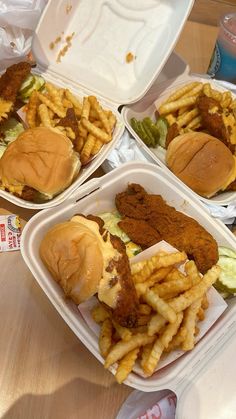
[21,161,236,393]
[0,0,194,210]
[122,74,236,206]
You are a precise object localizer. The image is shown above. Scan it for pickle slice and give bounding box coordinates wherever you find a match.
[156,117,168,148]
[216,255,236,293]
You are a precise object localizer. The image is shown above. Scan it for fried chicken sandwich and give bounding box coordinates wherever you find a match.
[166,132,236,198]
[39,215,139,327]
[0,126,81,201]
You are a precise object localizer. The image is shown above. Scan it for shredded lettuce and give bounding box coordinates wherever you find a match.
[0,118,24,144]
[98,211,130,243]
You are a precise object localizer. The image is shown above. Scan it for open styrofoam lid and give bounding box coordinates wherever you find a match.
[32,0,194,105]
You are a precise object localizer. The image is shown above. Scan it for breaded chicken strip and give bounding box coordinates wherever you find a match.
[116,184,218,274]
[0,61,31,102]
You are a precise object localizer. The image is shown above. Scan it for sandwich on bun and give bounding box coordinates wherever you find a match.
[166,132,236,198]
[0,126,81,201]
[39,214,139,327]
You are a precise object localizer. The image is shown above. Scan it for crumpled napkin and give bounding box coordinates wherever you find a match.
[104,79,236,225]
[0,0,47,69]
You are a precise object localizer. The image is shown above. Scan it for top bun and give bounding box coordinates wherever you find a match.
[40,218,104,304]
[0,126,81,199]
[166,132,236,198]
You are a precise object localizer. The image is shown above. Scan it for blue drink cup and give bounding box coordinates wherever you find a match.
[208,13,236,83]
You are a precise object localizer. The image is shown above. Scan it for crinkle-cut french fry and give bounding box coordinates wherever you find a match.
[202,83,212,97]
[131,259,148,275]
[184,260,201,286]
[147,313,166,337]
[81,96,91,119]
[138,304,152,316]
[169,265,220,313]
[165,114,176,126]
[162,82,200,105]
[185,115,202,130]
[112,320,132,342]
[104,333,155,369]
[65,126,75,140]
[159,96,198,115]
[135,268,173,297]
[37,92,66,118]
[177,108,199,128]
[144,289,177,324]
[203,83,222,101]
[88,95,111,134]
[65,89,82,112]
[81,117,111,143]
[91,304,110,323]
[62,98,73,109]
[115,348,139,384]
[78,123,88,138]
[182,83,203,99]
[140,343,153,371]
[163,268,186,282]
[201,293,209,310]
[91,138,103,155]
[221,91,232,108]
[58,88,65,100]
[132,251,187,284]
[80,133,96,165]
[109,113,117,131]
[165,326,186,352]
[197,307,205,321]
[74,135,85,152]
[99,318,113,358]
[182,297,202,351]
[26,90,39,128]
[178,106,189,116]
[145,312,183,375]
[148,266,173,283]
[38,103,52,128]
[45,82,63,109]
[152,275,192,299]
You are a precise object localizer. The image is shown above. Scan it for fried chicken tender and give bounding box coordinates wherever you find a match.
[115,184,218,274]
[81,214,139,327]
[197,94,236,153]
[0,62,31,103]
[118,218,161,248]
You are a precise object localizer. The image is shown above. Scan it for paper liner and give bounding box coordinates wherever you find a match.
[78,241,227,377]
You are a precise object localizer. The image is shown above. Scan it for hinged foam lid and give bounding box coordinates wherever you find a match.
[32,0,194,106]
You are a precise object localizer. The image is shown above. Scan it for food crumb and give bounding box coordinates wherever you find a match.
[49,36,62,50]
[66,4,72,14]
[126,52,135,63]
[56,32,75,63]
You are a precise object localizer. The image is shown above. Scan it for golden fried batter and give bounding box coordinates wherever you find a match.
[116,184,218,274]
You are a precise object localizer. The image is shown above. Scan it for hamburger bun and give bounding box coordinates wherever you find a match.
[0,126,81,200]
[39,215,139,326]
[40,219,104,304]
[166,132,236,198]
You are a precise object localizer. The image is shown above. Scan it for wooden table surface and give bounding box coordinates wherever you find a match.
[0,3,230,419]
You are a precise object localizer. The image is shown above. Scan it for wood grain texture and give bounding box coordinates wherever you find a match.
[1,2,234,418]
[189,0,236,26]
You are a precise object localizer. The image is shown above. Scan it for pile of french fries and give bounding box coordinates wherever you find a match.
[26,82,116,165]
[91,250,220,384]
[158,81,236,135]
